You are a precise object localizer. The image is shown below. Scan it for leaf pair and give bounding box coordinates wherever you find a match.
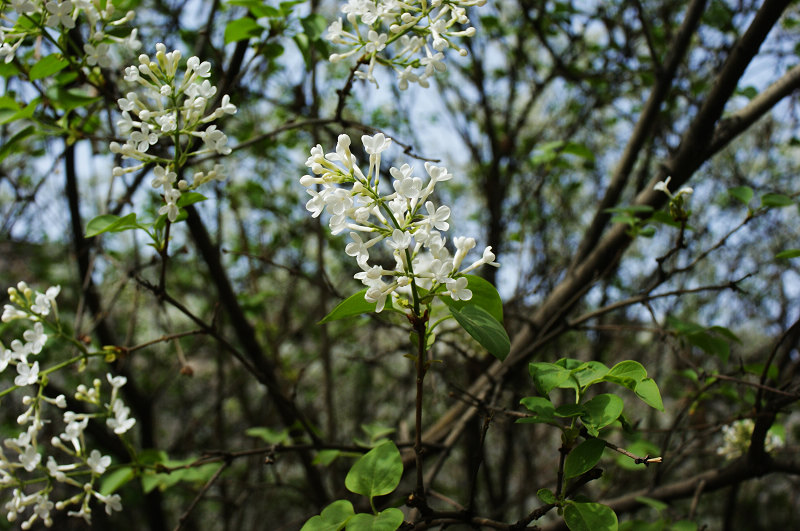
[301,441,404,531]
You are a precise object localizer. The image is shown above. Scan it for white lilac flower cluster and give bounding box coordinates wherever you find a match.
[109,44,237,222]
[325,0,485,89]
[301,133,498,312]
[1,282,135,527]
[0,0,140,66]
[716,419,784,460]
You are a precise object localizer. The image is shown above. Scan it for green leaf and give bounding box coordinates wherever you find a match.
[728,186,753,205]
[761,193,794,208]
[687,331,729,362]
[47,86,102,111]
[440,275,504,323]
[313,449,342,466]
[564,502,618,531]
[30,54,69,80]
[1,99,39,124]
[607,360,647,381]
[245,427,289,444]
[319,289,389,324]
[519,396,556,424]
[229,0,281,17]
[776,249,800,259]
[581,394,624,431]
[224,17,263,43]
[345,441,402,501]
[0,125,35,163]
[571,361,610,388]
[564,438,606,479]
[448,304,510,361]
[300,13,328,40]
[635,496,668,512]
[604,360,647,390]
[554,403,585,418]
[346,509,404,531]
[359,423,395,445]
[529,362,576,395]
[85,213,140,237]
[99,466,134,496]
[562,142,596,162]
[177,192,207,207]
[634,378,664,411]
[537,488,557,504]
[300,500,355,531]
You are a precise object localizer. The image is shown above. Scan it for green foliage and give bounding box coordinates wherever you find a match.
[447,304,510,360]
[318,289,391,323]
[564,438,606,479]
[563,502,618,531]
[345,441,402,502]
[303,442,404,531]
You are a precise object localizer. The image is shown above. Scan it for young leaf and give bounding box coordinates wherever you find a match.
[85,213,140,237]
[30,54,69,80]
[564,438,605,479]
[224,17,263,44]
[563,502,618,531]
[634,378,664,411]
[604,360,647,390]
[346,509,404,531]
[537,488,558,504]
[319,290,386,324]
[448,304,510,361]
[245,427,289,444]
[177,192,207,207]
[728,186,753,205]
[0,125,35,163]
[529,362,579,396]
[554,403,585,418]
[760,193,793,208]
[581,394,624,431]
[519,396,556,424]
[776,249,800,259]
[441,275,504,323]
[300,499,355,531]
[571,361,610,388]
[345,441,402,501]
[99,466,134,496]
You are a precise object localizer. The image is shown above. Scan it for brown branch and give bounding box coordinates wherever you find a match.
[571,0,709,267]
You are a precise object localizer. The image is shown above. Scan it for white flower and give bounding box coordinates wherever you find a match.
[84,43,112,68]
[93,492,122,515]
[362,133,392,155]
[106,373,127,389]
[654,176,693,199]
[2,304,27,322]
[14,361,39,387]
[46,0,76,29]
[23,322,47,354]
[129,123,158,153]
[151,165,176,189]
[200,125,231,155]
[423,201,450,231]
[446,276,472,301]
[11,0,36,14]
[19,445,41,472]
[386,229,412,251]
[87,450,111,475]
[107,400,136,434]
